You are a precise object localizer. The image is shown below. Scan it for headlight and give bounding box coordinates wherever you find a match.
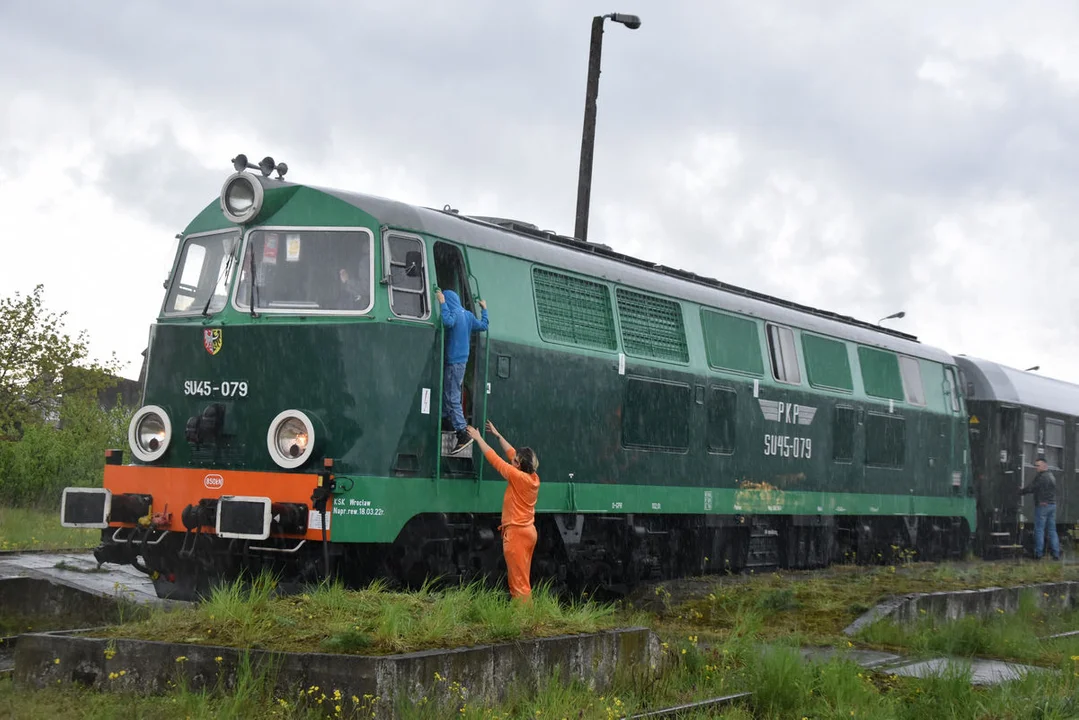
[128,405,172,462]
[220,172,264,224]
[267,410,316,469]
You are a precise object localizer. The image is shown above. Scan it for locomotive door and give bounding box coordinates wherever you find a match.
[433,241,489,475]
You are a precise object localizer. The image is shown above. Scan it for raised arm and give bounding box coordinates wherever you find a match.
[472,299,489,332]
[485,420,515,461]
[466,425,515,479]
[437,290,457,328]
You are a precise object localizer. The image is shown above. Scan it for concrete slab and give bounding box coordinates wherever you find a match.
[844,582,1079,636]
[888,657,1045,685]
[0,552,167,607]
[15,627,660,719]
[1044,629,1079,640]
[801,647,903,668]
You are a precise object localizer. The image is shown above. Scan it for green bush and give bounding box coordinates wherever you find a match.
[0,395,130,507]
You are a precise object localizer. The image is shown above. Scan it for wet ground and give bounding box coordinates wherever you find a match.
[0,551,169,678]
[0,552,1067,688]
[800,647,1045,685]
[0,551,164,606]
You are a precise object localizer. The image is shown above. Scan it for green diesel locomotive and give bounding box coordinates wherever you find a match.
[60,156,975,600]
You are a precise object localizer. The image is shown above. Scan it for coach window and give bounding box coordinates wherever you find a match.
[766,324,801,384]
[1023,413,1039,466]
[384,233,430,320]
[1045,419,1065,470]
[898,356,926,406]
[707,387,737,454]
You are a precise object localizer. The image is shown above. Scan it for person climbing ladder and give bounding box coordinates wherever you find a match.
[437,288,488,453]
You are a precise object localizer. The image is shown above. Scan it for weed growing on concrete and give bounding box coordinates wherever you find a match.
[857,591,1079,668]
[97,574,622,655]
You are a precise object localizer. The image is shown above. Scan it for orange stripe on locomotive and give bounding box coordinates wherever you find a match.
[103,465,331,541]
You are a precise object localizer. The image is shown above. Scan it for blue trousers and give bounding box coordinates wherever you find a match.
[1033,503,1061,559]
[442,363,467,432]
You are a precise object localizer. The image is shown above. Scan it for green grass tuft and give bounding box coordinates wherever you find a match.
[98,574,622,656]
[0,506,99,552]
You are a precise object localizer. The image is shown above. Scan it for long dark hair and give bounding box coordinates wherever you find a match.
[516,447,538,474]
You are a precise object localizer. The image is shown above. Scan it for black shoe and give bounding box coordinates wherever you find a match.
[451,431,473,454]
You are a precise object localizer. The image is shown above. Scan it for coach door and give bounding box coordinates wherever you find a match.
[433,241,489,478]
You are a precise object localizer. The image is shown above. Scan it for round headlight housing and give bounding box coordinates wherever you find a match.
[267,410,316,469]
[220,172,264,224]
[128,405,172,462]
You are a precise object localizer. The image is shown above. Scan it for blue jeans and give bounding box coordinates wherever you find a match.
[442,363,467,432]
[1033,503,1060,559]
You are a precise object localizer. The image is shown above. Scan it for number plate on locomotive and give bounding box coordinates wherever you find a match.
[183,380,249,397]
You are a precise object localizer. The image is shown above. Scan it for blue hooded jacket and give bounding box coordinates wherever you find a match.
[440,290,489,364]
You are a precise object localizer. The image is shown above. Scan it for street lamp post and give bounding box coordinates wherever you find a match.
[573,12,641,242]
[878,311,906,325]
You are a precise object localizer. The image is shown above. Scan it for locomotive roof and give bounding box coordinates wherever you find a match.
[955,356,1079,417]
[276,180,955,365]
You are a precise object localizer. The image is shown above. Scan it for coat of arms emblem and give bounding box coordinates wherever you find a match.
[203,328,223,356]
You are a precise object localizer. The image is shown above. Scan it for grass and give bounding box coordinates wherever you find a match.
[856,589,1079,667]
[656,559,1079,646]
[0,506,99,552]
[96,574,628,655]
[7,613,1079,719]
[7,559,1079,716]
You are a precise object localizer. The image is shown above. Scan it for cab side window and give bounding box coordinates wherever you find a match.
[385,233,429,319]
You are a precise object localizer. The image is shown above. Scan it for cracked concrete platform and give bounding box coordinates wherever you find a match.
[0,552,170,606]
[887,657,1045,685]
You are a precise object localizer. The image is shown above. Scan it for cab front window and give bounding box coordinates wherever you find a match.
[164,231,241,316]
[234,229,374,314]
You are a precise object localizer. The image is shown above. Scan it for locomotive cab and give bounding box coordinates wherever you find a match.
[58,160,498,599]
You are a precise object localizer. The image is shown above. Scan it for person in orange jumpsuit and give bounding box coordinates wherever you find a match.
[465,420,540,600]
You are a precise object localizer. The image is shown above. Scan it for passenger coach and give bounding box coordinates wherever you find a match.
[956,356,1078,558]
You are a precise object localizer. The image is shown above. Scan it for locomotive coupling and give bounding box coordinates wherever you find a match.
[109,493,153,525]
[182,499,219,531]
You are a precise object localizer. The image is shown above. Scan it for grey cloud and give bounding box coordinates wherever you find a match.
[94,131,224,231]
[4,0,1079,375]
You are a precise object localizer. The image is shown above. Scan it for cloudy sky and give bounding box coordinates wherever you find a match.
[2,1,1077,384]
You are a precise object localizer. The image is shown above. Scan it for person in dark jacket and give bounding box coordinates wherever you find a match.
[436,289,489,453]
[1020,456,1061,560]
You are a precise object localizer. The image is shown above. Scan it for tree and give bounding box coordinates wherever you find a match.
[0,285,121,437]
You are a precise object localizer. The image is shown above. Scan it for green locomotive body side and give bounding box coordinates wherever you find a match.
[146,179,975,540]
[72,171,975,598]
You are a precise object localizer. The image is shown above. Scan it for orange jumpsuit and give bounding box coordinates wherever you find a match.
[483,445,540,600]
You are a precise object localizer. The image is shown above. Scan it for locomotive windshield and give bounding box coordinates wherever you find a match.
[163,231,241,315]
[234,229,373,314]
